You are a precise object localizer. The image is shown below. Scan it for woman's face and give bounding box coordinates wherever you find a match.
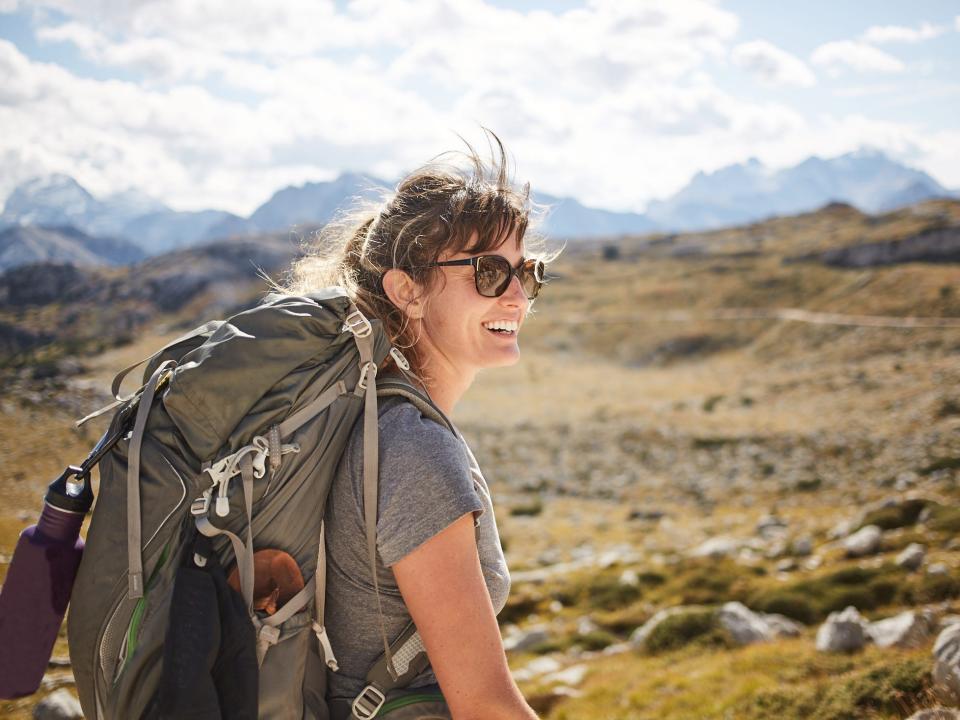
[416,233,530,380]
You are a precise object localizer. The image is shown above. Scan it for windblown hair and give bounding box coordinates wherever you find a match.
[278,131,551,377]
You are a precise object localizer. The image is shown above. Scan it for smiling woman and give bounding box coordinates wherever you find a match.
[277,132,556,720]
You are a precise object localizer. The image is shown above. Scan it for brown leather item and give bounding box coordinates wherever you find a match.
[227,549,304,616]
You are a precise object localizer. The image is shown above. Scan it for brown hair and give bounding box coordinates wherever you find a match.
[278,132,550,377]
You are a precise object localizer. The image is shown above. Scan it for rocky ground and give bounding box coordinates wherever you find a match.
[1,200,959,718]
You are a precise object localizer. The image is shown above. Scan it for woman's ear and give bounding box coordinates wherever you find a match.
[382,269,425,320]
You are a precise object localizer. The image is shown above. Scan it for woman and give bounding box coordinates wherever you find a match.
[283,135,547,719]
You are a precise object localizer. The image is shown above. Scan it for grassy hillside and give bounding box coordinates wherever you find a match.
[1,200,958,718]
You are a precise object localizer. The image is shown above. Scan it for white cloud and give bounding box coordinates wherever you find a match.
[955,15,960,32]
[862,21,945,44]
[810,41,905,75]
[731,40,816,87]
[0,0,18,12]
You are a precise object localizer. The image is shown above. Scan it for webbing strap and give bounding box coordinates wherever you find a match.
[277,380,347,440]
[352,317,395,680]
[315,524,327,622]
[126,359,175,599]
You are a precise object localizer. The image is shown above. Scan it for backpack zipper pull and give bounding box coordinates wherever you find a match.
[215,475,231,517]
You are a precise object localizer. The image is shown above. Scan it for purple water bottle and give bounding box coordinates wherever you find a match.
[0,465,94,698]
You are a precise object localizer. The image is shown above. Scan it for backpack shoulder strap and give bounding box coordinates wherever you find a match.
[375,377,455,435]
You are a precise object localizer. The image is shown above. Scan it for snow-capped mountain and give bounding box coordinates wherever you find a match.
[646,149,952,231]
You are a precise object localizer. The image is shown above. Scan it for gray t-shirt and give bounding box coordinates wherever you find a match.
[324,396,511,701]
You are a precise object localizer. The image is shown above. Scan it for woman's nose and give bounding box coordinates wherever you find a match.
[500,274,528,307]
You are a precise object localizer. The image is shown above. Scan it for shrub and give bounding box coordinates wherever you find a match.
[643,609,730,654]
[510,498,544,517]
[576,629,617,651]
[859,498,928,530]
[929,505,960,534]
[748,590,817,625]
[586,576,643,611]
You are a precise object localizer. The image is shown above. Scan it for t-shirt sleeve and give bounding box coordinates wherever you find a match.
[374,403,483,567]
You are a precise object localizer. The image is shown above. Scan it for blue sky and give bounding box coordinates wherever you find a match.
[1,0,958,216]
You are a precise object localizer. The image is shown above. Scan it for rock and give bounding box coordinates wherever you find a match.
[503,625,551,653]
[628,508,666,522]
[718,602,773,645]
[897,543,926,571]
[775,558,797,573]
[576,616,600,636]
[791,536,813,556]
[512,656,562,682]
[868,610,935,649]
[844,525,883,558]
[940,615,960,630]
[764,613,803,638]
[829,519,854,540]
[689,537,740,559]
[816,606,869,653]
[716,602,802,646]
[33,689,83,720]
[544,664,588,687]
[619,569,639,586]
[906,709,960,720]
[756,515,788,539]
[928,563,950,576]
[933,623,960,704]
[547,600,563,614]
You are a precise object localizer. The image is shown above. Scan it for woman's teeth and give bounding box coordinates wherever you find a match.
[483,320,518,334]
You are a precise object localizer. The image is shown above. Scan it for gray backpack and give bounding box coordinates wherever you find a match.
[68,289,445,719]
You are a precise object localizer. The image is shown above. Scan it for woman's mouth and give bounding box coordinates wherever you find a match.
[482,320,519,336]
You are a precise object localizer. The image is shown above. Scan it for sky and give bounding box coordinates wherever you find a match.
[1,0,958,216]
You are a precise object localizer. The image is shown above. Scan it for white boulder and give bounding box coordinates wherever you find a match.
[816,606,869,653]
[868,610,935,649]
[897,543,926,571]
[33,690,83,720]
[933,623,960,704]
[843,525,883,558]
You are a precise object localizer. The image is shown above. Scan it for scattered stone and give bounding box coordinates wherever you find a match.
[940,615,960,630]
[945,538,960,552]
[628,509,666,522]
[576,616,600,636]
[717,602,773,645]
[547,600,563,614]
[928,563,950,576]
[844,525,883,558]
[764,614,803,638]
[543,664,588,687]
[689,537,740,559]
[829,519,854,540]
[868,610,935,649]
[803,555,823,571]
[897,543,927,571]
[47,657,72,668]
[512,656,562,683]
[503,625,551,653]
[756,515,788,539]
[791,536,813,556]
[33,689,83,720]
[933,623,960,704]
[775,558,797,573]
[906,709,960,720]
[816,606,869,653]
[619,569,639,586]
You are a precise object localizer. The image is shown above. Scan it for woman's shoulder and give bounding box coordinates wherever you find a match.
[376,396,466,467]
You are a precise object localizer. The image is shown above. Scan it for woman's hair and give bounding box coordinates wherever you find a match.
[276,131,551,377]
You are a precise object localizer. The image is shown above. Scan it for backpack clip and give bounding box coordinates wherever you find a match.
[351,684,386,720]
[388,347,410,372]
[342,310,372,338]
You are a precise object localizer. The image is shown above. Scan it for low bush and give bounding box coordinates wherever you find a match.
[929,504,960,534]
[748,590,817,625]
[642,609,731,654]
[859,498,929,530]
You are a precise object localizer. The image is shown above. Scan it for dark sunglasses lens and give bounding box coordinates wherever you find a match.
[475,256,512,297]
[520,259,544,299]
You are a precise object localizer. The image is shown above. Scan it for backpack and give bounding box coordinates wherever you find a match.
[67,288,445,719]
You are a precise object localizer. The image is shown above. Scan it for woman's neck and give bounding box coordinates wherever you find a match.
[418,355,475,417]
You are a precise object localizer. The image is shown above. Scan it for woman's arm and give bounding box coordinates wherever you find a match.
[392,512,539,720]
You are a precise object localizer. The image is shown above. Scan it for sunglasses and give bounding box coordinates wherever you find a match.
[431,255,545,300]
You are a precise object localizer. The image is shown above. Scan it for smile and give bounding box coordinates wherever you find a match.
[482,320,519,335]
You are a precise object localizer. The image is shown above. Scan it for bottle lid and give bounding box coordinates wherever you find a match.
[45,465,94,514]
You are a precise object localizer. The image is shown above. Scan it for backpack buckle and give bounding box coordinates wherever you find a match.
[343,310,372,338]
[356,362,377,392]
[388,347,410,371]
[351,684,385,720]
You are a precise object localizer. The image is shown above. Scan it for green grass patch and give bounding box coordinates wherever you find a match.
[928,504,960,534]
[642,608,731,654]
[858,498,929,531]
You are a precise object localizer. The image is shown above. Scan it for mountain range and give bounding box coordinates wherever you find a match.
[0,149,954,271]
